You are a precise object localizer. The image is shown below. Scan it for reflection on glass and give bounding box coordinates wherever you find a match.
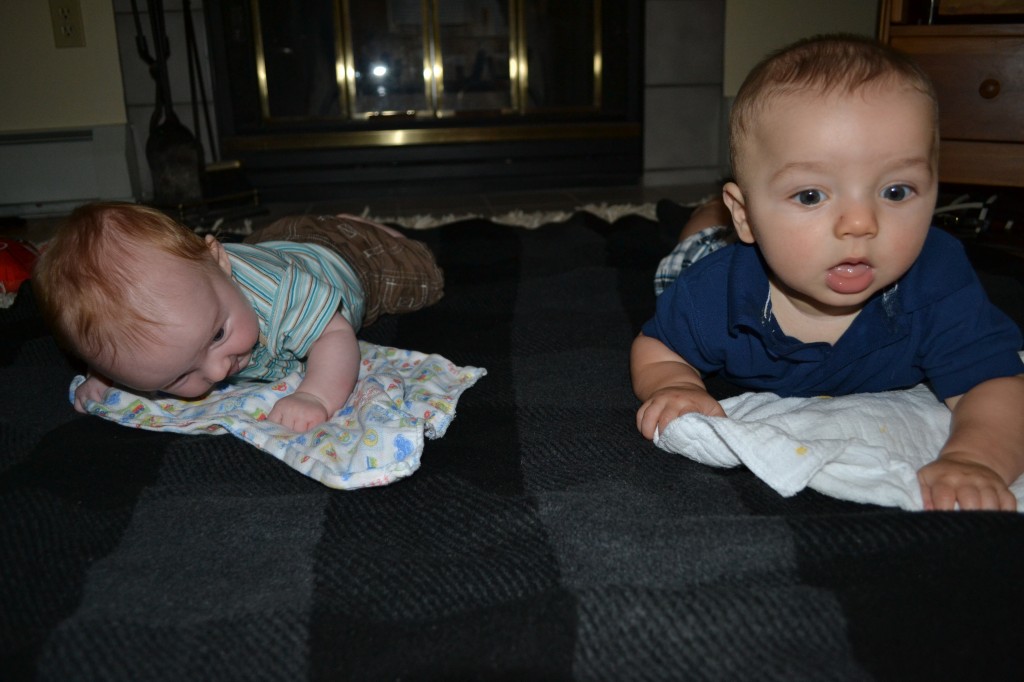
[257,0,342,119]
[349,1,430,115]
[523,0,595,110]
[435,1,513,113]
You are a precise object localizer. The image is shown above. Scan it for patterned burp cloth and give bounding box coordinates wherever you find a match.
[71,342,486,490]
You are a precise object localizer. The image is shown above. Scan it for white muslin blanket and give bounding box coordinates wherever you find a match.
[655,379,1024,512]
[72,342,486,490]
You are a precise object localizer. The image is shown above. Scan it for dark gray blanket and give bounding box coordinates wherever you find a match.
[2,208,1023,681]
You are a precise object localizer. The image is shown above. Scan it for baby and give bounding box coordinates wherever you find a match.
[631,35,1024,511]
[33,203,444,432]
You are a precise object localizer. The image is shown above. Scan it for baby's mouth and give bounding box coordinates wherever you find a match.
[825,260,874,294]
[230,353,251,376]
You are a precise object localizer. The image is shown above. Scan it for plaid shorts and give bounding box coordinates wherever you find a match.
[245,214,444,327]
[653,225,731,295]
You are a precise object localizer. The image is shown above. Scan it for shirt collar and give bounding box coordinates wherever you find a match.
[725,244,907,360]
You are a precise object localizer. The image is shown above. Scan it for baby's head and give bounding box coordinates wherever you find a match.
[722,35,941,319]
[728,34,939,187]
[34,202,259,397]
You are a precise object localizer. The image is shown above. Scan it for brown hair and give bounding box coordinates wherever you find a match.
[729,34,939,184]
[33,202,215,363]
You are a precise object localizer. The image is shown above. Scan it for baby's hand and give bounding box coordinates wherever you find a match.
[917,457,1018,512]
[268,391,331,432]
[74,374,113,413]
[636,386,725,440]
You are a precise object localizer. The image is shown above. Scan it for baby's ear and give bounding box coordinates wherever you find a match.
[722,182,754,244]
[204,234,232,274]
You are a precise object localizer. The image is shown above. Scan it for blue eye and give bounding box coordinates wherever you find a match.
[212,328,225,343]
[794,189,824,206]
[882,184,913,202]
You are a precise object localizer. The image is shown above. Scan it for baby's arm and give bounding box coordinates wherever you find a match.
[267,313,360,432]
[917,374,1024,511]
[630,332,725,440]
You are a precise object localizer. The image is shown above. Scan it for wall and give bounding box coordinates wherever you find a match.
[724,0,880,97]
[0,0,126,131]
[643,0,728,188]
[644,0,881,189]
[0,0,135,214]
[0,0,213,213]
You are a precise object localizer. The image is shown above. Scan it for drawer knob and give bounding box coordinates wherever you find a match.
[979,79,1001,100]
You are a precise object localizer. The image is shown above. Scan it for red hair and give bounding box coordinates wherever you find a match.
[33,202,215,363]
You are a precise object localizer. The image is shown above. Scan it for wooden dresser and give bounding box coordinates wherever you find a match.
[879,0,1024,187]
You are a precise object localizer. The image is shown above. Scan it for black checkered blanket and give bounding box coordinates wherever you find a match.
[3,207,1023,681]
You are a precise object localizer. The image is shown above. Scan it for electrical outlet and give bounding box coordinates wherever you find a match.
[49,0,86,49]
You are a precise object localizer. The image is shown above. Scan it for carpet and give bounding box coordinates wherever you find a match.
[2,206,1023,680]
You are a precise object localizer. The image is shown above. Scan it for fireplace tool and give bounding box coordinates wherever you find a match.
[130,0,203,208]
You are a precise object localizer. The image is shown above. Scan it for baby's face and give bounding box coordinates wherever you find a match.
[96,248,260,398]
[727,82,938,318]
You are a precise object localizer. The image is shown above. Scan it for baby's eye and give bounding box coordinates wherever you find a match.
[793,189,824,206]
[212,328,225,343]
[881,184,913,202]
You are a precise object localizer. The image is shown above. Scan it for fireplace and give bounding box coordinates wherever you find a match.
[204,0,643,200]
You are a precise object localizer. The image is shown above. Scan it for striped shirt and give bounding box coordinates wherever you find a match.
[224,241,365,381]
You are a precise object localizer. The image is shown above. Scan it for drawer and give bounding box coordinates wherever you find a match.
[891,35,1024,143]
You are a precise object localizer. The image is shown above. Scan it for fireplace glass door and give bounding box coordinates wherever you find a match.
[205,0,640,197]
[254,0,601,122]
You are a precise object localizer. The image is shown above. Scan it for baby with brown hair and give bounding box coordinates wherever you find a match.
[633,35,1024,511]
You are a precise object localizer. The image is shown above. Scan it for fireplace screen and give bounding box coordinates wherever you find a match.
[205,0,640,197]
[254,0,600,122]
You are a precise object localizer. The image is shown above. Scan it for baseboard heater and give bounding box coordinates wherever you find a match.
[0,125,137,217]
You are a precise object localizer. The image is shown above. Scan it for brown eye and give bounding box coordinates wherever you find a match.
[212,328,225,343]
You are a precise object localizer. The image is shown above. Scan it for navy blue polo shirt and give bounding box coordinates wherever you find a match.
[642,227,1023,400]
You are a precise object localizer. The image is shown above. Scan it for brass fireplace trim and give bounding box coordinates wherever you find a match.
[511,0,527,113]
[426,0,443,114]
[251,0,604,123]
[593,0,603,109]
[222,121,640,153]
[251,0,269,121]
[334,0,351,115]
[339,0,355,117]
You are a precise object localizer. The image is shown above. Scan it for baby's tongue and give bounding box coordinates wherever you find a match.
[825,262,873,294]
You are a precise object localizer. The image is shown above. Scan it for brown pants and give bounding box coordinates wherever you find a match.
[245,214,444,327]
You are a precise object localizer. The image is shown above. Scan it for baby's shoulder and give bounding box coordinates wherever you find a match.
[659,243,756,315]
[679,241,760,293]
[900,228,977,303]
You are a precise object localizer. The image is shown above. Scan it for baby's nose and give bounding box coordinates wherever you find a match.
[205,355,232,383]
[835,202,878,238]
